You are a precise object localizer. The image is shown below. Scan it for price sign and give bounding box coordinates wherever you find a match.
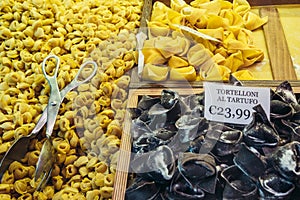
[204,82,270,125]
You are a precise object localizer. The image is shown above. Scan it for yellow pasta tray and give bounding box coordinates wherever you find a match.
[129,0,300,88]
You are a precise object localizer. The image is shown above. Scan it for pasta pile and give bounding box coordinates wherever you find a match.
[0,0,142,199]
[142,0,268,81]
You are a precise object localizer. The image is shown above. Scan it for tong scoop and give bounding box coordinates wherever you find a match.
[0,55,97,190]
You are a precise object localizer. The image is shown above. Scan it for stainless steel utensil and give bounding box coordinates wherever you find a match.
[0,55,97,190]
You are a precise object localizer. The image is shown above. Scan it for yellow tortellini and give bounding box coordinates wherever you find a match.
[141,0,268,81]
[0,0,142,199]
[142,63,169,82]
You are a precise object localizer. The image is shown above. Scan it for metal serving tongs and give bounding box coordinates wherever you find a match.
[0,55,97,190]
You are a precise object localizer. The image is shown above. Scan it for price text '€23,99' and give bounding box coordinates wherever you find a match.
[208,105,251,120]
[204,82,270,124]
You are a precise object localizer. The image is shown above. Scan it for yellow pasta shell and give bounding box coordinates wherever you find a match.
[216,65,232,80]
[142,63,169,81]
[142,48,167,65]
[233,0,250,16]
[207,15,229,29]
[187,44,212,68]
[220,9,243,26]
[212,53,226,64]
[199,64,230,80]
[168,56,189,68]
[170,0,188,12]
[243,12,268,31]
[231,69,254,80]
[148,21,170,37]
[169,66,196,81]
[181,6,206,25]
[154,35,191,59]
[224,51,244,72]
[192,0,222,15]
[155,36,181,58]
[197,27,224,41]
[151,2,170,22]
[242,48,264,67]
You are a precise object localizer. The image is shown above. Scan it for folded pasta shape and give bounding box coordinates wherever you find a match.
[232,0,251,16]
[197,27,224,41]
[154,36,182,58]
[0,185,11,195]
[223,50,244,72]
[148,21,170,37]
[242,48,264,67]
[243,12,268,30]
[74,156,89,168]
[168,55,189,68]
[151,1,183,25]
[14,178,31,194]
[169,66,196,81]
[0,0,143,195]
[231,69,254,80]
[199,64,230,80]
[187,44,212,68]
[147,0,268,81]
[181,6,206,26]
[142,63,169,81]
[94,161,108,174]
[1,171,14,184]
[142,48,166,65]
[220,9,243,27]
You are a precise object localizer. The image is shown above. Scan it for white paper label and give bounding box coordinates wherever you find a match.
[204,82,270,125]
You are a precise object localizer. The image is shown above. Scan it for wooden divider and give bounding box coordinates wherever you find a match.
[260,7,297,81]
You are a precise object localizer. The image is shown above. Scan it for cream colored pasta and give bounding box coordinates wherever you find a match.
[1,171,14,184]
[84,118,98,132]
[18,193,33,200]
[64,155,78,166]
[0,183,11,194]
[74,156,89,168]
[41,186,54,199]
[99,186,114,199]
[79,178,92,192]
[64,130,79,148]
[26,150,39,166]
[55,140,71,154]
[93,126,104,139]
[0,0,142,198]
[56,153,66,165]
[52,176,63,191]
[14,178,29,194]
[63,164,78,179]
[0,194,11,199]
[8,161,28,180]
[73,92,94,107]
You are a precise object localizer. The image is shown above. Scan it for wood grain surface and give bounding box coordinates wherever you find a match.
[260,7,297,81]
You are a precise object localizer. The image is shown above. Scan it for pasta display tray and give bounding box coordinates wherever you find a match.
[113,84,300,199]
[130,0,300,88]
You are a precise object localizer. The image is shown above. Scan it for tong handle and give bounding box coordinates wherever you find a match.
[60,60,98,97]
[42,55,61,138]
